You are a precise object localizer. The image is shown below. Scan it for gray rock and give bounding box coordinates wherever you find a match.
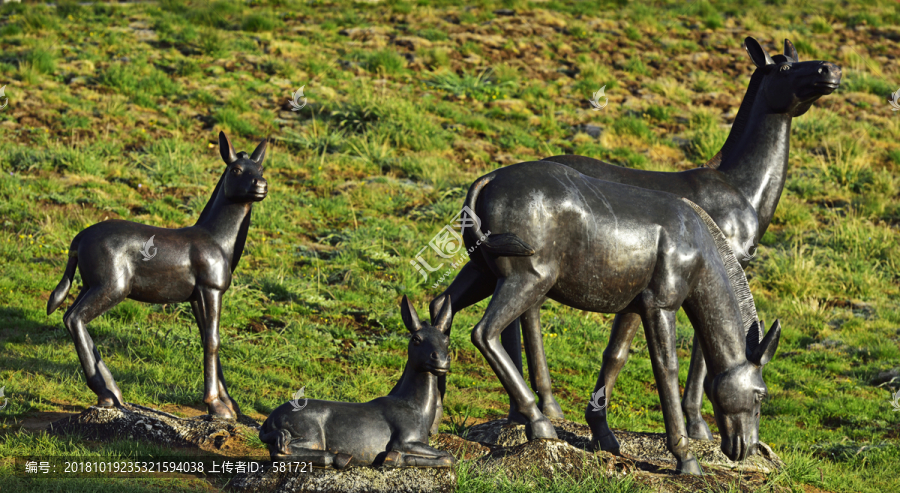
[474,438,604,481]
[578,124,604,138]
[48,403,258,451]
[466,418,783,474]
[228,463,456,493]
[871,368,900,386]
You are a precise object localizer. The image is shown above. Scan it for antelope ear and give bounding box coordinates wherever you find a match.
[432,296,453,336]
[251,138,268,165]
[401,295,422,333]
[745,319,762,358]
[219,131,238,164]
[749,320,781,367]
[744,37,774,68]
[784,39,799,62]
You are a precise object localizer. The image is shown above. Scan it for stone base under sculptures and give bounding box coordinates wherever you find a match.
[48,408,784,493]
[230,418,784,493]
[48,403,260,452]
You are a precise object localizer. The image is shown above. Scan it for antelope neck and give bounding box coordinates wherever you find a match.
[715,71,792,238]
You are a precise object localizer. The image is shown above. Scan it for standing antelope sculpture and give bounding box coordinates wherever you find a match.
[449,160,781,474]
[46,132,268,419]
[431,37,840,443]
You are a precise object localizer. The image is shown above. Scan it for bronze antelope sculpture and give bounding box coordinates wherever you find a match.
[449,160,781,474]
[431,37,840,443]
[46,132,268,419]
[259,296,456,469]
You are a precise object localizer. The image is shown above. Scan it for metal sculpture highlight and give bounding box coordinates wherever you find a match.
[431,37,840,439]
[259,296,455,469]
[46,132,268,420]
[445,160,781,474]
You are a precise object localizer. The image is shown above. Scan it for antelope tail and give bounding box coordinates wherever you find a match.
[463,173,534,257]
[47,241,79,316]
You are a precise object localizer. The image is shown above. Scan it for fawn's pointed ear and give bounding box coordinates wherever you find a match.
[744,37,774,68]
[219,131,238,164]
[749,320,781,367]
[432,296,453,335]
[401,295,422,333]
[784,39,798,62]
[251,138,267,165]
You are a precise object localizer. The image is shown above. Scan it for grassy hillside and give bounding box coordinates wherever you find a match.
[1,0,899,491]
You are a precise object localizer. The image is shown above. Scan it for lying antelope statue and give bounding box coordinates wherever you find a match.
[431,36,839,443]
[259,296,456,469]
[448,160,781,474]
[46,132,267,419]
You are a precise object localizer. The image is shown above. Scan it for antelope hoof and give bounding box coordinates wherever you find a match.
[207,399,236,420]
[223,396,242,417]
[333,453,353,470]
[525,418,557,440]
[383,451,403,468]
[686,419,713,440]
[276,430,292,456]
[590,431,621,455]
[96,395,117,408]
[676,456,703,475]
[539,397,565,420]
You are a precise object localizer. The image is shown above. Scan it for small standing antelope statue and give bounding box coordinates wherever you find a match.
[46,131,268,419]
[259,295,456,469]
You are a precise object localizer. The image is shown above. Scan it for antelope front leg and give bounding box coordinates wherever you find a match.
[191,299,240,418]
[194,288,235,420]
[641,307,702,475]
[682,334,713,440]
[385,441,456,468]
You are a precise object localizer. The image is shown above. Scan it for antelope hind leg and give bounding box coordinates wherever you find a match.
[586,312,641,454]
[471,276,557,440]
[284,446,352,469]
[520,299,564,420]
[428,262,497,434]
[63,286,126,408]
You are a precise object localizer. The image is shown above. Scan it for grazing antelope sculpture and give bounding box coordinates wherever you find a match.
[447,160,781,474]
[259,296,456,469]
[46,132,268,419]
[431,37,840,441]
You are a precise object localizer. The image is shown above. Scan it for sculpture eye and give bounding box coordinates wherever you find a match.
[412,337,421,346]
[232,167,242,175]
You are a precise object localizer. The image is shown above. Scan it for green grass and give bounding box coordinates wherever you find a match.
[1,0,899,492]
